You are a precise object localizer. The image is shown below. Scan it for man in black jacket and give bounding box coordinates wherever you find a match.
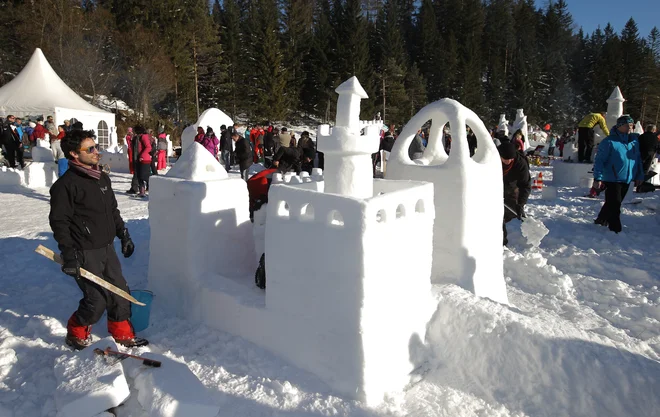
[272,146,315,175]
[1,115,25,169]
[638,124,659,175]
[499,142,531,246]
[49,129,147,350]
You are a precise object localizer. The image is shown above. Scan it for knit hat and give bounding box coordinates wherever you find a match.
[497,142,517,159]
[301,130,310,138]
[616,115,634,128]
[29,122,36,128]
[302,147,316,160]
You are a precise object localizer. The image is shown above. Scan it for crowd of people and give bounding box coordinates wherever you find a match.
[0,114,83,176]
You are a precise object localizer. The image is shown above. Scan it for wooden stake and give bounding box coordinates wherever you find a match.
[35,245,145,306]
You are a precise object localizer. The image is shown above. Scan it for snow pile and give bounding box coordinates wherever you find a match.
[53,337,129,417]
[387,98,508,305]
[166,142,228,181]
[634,121,644,134]
[131,352,219,417]
[521,218,549,247]
[180,108,233,151]
[418,285,660,417]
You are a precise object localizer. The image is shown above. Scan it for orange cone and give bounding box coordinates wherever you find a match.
[533,172,543,190]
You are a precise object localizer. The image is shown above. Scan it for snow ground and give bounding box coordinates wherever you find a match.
[0,166,658,417]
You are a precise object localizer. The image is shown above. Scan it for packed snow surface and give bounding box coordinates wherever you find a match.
[0,164,659,417]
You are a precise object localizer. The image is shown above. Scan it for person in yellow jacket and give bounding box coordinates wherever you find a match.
[577,112,609,163]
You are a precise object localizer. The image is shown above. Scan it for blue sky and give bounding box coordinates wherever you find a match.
[535,0,659,37]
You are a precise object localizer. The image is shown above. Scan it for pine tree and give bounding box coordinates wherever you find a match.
[619,18,646,118]
[483,0,515,119]
[248,0,289,121]
[301,0,335,120]
[405,62,427,118]
[415,0,443,101]
[458,0,485,113]
[219,0,246,119]
[282,0,314,117]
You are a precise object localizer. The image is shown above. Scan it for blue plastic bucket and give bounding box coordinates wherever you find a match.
[130,290,154,333]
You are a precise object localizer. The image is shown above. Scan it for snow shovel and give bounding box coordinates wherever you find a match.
[34,245,145,306]
[504,202,524,221]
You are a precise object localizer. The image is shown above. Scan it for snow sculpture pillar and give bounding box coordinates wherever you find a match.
[634,121,643,134]
[513,109,530,150]
[317,77,380,199]
[386,99,509,305]
[498,114,510,136]
[108,126,119,151]
[606,86,625,131]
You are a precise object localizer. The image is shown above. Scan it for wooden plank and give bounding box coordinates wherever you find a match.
[35,245,145,306]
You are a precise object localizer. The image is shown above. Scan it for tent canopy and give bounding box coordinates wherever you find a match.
[0,48,112,119]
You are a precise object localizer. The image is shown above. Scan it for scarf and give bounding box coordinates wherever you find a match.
[68,159,101,180]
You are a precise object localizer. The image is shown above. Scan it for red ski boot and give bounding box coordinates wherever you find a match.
[108,320,149,348]
[65,314,92,350]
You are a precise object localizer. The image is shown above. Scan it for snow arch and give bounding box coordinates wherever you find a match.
[387,99,508,305]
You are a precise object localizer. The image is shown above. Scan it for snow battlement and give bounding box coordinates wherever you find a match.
[267,178,433,230]
[271,169,324,192]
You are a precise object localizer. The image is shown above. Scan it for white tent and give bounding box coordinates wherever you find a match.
[0,48,115,148]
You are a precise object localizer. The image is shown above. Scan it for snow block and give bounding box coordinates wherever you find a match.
[99,152,130,173]
[386,98,509,305]
[53,337,129,417]
[552,160,592,187]
[31,139,54,162]
[148,147,255,319]
[181,108,233,151]
[24,162,57,188]
[0,166,24,186]
[132,353,219,417]
[265,179,436,405]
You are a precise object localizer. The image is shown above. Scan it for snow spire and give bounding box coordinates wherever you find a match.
[317,77,380,199]
[334,76,368,132]
[606,86,625,131]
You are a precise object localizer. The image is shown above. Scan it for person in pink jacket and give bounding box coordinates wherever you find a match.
[201,127,219,159]
[136,127,152,197]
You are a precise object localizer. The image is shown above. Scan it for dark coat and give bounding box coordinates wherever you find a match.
[234,138,253,170]
[502,152,531,220]
[638,131,659,174]
[273,146,303,174]
[1,125,21,149]
[49,168,125,254]
[220,129,232,152]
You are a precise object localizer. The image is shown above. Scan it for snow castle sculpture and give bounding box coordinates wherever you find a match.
[386,99,509,305]
[147,78,434,407]
[497,114,510,136]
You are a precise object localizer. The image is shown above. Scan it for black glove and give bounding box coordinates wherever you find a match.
[516,204,526,220]
[119,228,135,258]
[61,248,81,278]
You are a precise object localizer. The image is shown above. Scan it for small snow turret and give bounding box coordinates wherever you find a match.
[317,76,380,199]
[606,86,625,130]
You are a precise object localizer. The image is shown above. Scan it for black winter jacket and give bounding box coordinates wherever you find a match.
[503,152,531,207]
[273,146,303,174]
[638,131,659,174]
[49,168,126,254]
[234,138,253,170]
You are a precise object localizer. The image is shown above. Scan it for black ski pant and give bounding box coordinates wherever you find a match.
[4,143,24,168]
[74,245,131,326]
[137,163,150,191]
[129,172,139,192]
[596,182,630,233]
[577,127,595,163]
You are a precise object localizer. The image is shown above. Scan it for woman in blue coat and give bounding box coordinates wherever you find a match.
[593,115,644,233]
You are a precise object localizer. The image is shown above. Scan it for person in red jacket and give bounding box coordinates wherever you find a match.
[134,126,152,197]
[250,124,265,163]
[194,126,205,144]
[31,117,49,146]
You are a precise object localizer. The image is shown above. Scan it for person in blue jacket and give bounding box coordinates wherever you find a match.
[593,115,644,233]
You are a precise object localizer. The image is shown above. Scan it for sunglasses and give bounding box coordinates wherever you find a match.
[79,145,99,153]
